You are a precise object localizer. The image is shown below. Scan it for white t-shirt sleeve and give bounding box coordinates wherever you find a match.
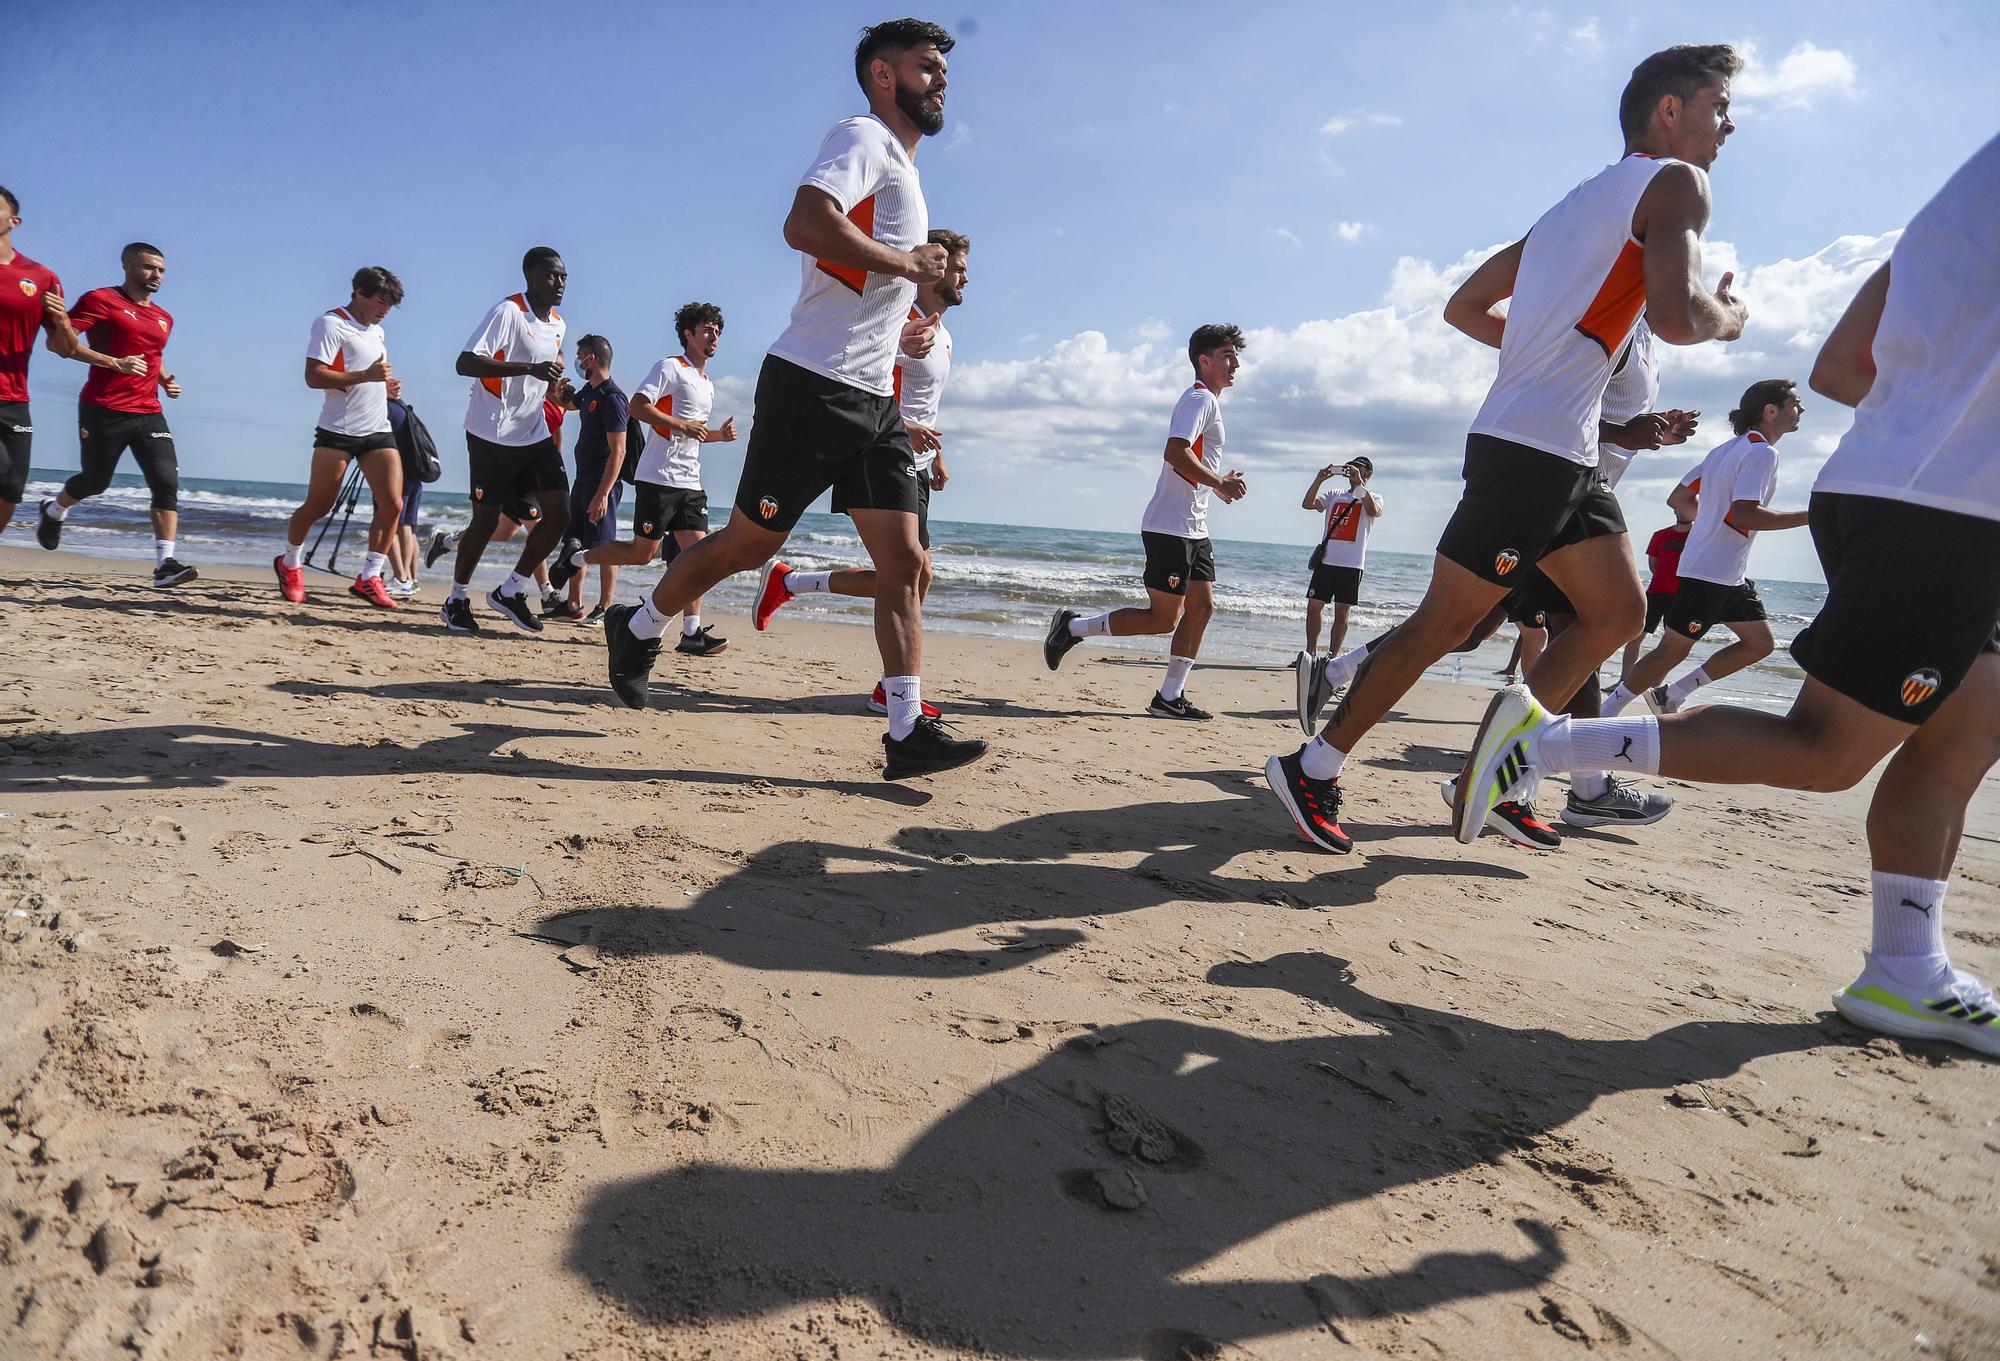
[1167,389,1214,446]
[1311,489,1331,511]
[463,300,517,358]
[307,314,341,365]
[799,120,891,213]
[634,358,673,407]
[1678,459,1704,488]
[1744,443,1780,505]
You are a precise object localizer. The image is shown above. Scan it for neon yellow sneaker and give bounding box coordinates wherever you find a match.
[1833,952,2000,1057]
[1453,684,1552,845]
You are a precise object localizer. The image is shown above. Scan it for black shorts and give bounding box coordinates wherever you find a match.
[468,432,566,510]
[1142,531,1215,595]
[915,475,931,551]
[313,427,397,456]
[1644,590,1674,634]
[742,355,919,534]
[1436,434,1626,585]
[633,484,709,540]
[0,400,29,503]
[1505,568,1576,625]
[1662,577,1767,641]
[1791,492,2000,723]
[65,401,178,511]
[1307,563,1361,605]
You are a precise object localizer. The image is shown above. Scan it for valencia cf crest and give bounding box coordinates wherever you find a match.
[1684,620,1704,635]
[1900,667,1941,708]
[1494,548,1520,577]
[757,495,779,521]
[471,487,484,501]
[17,279,36,298]
[1167,574,1182,589]
[157,318,169,332]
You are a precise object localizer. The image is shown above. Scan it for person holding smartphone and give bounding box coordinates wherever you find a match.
[1299,456,1381,662]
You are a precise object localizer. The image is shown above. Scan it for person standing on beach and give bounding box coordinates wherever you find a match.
[273,267,407,609]
[601,19,987,782]
[1602,378,1808,718]
[545,334,633,624]
[33,243,198,587]
[751,229,969,717]
[1043,324,1249,722]
[440,247,570,635]
[1263,44,1748,855]
[1455,133,2000,1056]
[1297,456,1380,662]
[552,307,736,642]
[0,186,144,540]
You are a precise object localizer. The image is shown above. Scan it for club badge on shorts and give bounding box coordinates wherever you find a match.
[757,495,779,521]
[1168,574,1182,589]
[1901,667,1941,708]
[1494,549,1520,577]
[1685,620,1704,635]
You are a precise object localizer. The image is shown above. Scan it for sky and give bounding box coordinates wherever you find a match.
[11,0,1998,581]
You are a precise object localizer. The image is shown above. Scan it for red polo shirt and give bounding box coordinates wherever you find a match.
[66,286,173,413]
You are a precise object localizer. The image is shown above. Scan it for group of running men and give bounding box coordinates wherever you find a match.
[1,26,1994,1055]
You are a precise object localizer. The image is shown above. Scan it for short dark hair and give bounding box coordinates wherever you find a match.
[1188,323,1245,369]
[351,266,404,305]
[522,245,562,275]
[928,228,970,257]
[577,334,612,367]
[0,186,17,216]
[1729,378,1797,434]
[1619,44,1743,142]
[675,301,724,342]
[855,18,954,91]
[1350,456,1374,476]
[122,242,164,264]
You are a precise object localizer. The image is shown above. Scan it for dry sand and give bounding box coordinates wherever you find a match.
[1,546,1995,1361]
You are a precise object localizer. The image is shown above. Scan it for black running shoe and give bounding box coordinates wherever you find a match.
[439,596,479,633]
[882,715,988,780]
[1263,747,1354,853]
[1438,779,1561,850]
[1044,608,1082,671]
[542,593,584,621]
[583,604,607,625]
[546,538,583,594]
[1147,691,1212,721]
[604,603,663,709]
[153,558,198,588]
[35,500,63,551]
[674,625,728,657]
[488,586,544,633]
[424,528,454,569]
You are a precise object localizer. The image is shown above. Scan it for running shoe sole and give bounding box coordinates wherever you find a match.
[1453,684,1544,845]
[1295,653,1316,734]
[1147,694,1211,720]
[154,565,198,588]
[1559,794,1672,828]
[1263,753,1352,854]
[1834,976,2000,1057]
[882,741,989,781]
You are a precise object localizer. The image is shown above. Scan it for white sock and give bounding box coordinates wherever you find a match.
[1323,642,1370,690]
[1601,683,1638,717]
[567,544,589,568]
[282,541,305,569]
[1571,770,1611,800]
[1666,665,1712,708]
[498,571,531,599]
[43,499,70,522]
[154,539,174,567]
[1533,714,1660,776]
[449,580,470,602]
[1069,611,1113,639]
[884,675,922,740]
[1871,871,1950,986]
[629,597,672,640]
[786,570,831,595]
[362,551,387,581]
[1161,655,1195,701]
[1300,736,1346,781]
[681,614,702,637]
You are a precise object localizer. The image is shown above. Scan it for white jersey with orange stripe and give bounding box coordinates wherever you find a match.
[1140,384,1225,539]
[633,355,714,491]
[1470,153,1683,466]
[894,310,951,472]
[1595,319,1661,489]
[768,114,928,400]
[1677,430,1780,587]
[462,294,565,447]
[307,307,390,436]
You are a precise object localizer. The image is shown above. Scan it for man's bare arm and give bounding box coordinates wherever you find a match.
[1638,163,1746,345]
[1810,262,1889,408]
[784,186,944,284]
[1443,239,1524,349]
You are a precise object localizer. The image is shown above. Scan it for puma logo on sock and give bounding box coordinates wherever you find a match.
[1902,897,1933,917]
[1613,737,1635,763]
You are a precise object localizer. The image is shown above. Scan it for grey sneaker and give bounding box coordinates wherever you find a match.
[1560,777,1674,828]
[1642,685,1679,716]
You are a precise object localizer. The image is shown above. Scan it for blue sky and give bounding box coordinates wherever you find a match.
[12,1,1997,579]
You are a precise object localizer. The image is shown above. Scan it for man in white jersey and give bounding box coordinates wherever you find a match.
[1458,134,2000,1055]
[752,228,969,716]
[601,19,985,781]
[1265,44,1748,856]
[441,246,570,635]
[551,302,737,651]
[1604,377,1807,717]
[1298,456,1381,660]
[1044,325,1248,720]
[274,267,407,609]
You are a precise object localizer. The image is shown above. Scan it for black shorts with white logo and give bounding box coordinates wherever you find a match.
[1662,576,1766,641]
[1644,589,1674,634]
[0,401,30,503]
[740,355,918,534]
[1509,567,1577,623]
[313,427,397,457]
[1790,492,2000,723]
[1142,531,1215,596]
[1436,434,1626,585]
[633,484,709,540]
[1307,562,1361,605]
[65,401,179,510]
[467,432,566,509]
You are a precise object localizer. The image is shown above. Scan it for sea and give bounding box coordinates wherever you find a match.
[18,471,1826,711]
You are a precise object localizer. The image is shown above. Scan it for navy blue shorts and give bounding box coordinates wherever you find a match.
[567,470,625,550]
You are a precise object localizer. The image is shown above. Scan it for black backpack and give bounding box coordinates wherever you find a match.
[389,398,443,484]
[619,414,645,485]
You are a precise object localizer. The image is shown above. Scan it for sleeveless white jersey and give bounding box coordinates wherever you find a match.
[1471,154,1680,465]
[1595,320,1661,489]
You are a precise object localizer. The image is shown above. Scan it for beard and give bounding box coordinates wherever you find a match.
[935,280,963,307]
[896,80,945,136]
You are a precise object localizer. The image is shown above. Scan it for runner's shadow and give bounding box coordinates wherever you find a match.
[565,955,1834,1357]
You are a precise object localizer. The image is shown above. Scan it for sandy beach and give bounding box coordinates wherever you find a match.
[2,546,1995,1361]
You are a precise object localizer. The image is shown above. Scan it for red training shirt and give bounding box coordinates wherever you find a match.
[1645,526,1689,595]
[0,252,63,404]
[66,286,173,413]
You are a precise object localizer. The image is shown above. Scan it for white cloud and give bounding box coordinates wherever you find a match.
[1567,17,1602,53]
[1270,227,1302,249]
[1334,221,1372,243]
[1736,40,1859,110]
[943,122,972,151]
[1318,110,1403,138]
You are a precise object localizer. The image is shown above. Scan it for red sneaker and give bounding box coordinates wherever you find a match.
[868,682,940,718]
[349,573,399,610]
[753,557,795,631]
[273,554,306,604]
